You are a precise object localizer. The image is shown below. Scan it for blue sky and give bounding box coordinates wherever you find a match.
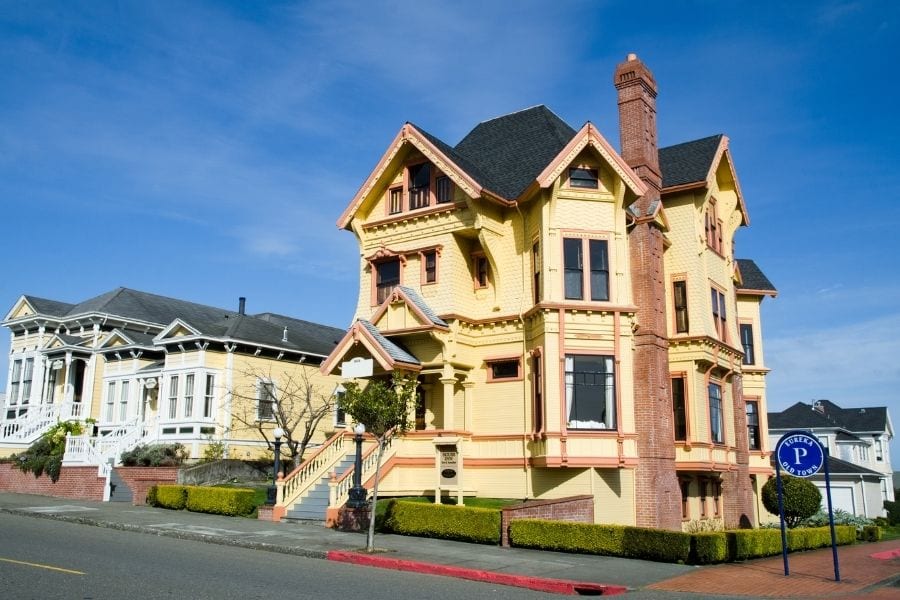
[1,2,898,462]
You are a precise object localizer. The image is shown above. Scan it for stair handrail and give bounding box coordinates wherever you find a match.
[1,402,82,442]
[329,433,399,508]
[278,430,350,509]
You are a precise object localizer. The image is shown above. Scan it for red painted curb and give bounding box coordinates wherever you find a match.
[869,548,900,560]
[326,550,627,595]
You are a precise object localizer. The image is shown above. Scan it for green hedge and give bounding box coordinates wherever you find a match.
[508,519,691,563]
[186,486,256,516]
[153,484,188,510]
[508,519,858,564]
[691,532,729,564]
[862,525,882,542]
[148,484,256,516]
[383,500,501,544]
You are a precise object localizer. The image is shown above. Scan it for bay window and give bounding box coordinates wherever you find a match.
[565,355,615,429]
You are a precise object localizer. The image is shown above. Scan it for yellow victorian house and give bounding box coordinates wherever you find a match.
[290,54,777,530]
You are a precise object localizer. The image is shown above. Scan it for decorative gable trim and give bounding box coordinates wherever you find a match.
[337,124,484,230]
[536,123,647,198]
[155,318,202,342]
[320,320,422,376]
[3,296,38,323]
[369,286,450,332]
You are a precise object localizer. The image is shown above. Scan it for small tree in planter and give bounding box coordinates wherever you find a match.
[339,372,417,552]
[762,474,822,528]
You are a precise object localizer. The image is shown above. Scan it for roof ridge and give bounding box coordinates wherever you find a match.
[473,104,549,126]
[659,133,723,152]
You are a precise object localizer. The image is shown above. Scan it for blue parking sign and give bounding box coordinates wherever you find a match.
[775,430,824,477]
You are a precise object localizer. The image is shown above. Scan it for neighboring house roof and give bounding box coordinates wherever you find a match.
[12,287,342,358]
[769,400,892,434]
[21,296,76,317]
[835,431,865,443]
[453,105,577,199]
[736,259,777,295]
[826,455,883,476]
[658,134,724,189]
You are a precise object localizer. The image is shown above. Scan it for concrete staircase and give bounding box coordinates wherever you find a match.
[108,468,133,503]
[283,452,356,522]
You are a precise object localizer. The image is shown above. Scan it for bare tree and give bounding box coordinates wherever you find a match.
[229,364,335,471]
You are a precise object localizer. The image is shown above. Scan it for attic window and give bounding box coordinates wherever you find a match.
[569,167,598,189]
[408,163,431,210]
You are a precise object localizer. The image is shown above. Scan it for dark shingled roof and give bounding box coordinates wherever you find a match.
[22,296,75,317]
[658,134,723,189]
[769,400,890,433]
[358,320,419,365]
[453,105,576,199]
[736,259,777,293]
[825,455,882,476]
[17,287,342,357]
[396,286,448,328]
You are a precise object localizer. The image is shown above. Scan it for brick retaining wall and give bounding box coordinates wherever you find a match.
[0,463,105,501]
[500,495,594,547]
[115,467,179,505]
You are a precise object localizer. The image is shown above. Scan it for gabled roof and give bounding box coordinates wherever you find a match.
[370,286,449,331]
[320,319,422,376]
[97,328,159,350]
[454,105,577,199]
[658,134,749,226]
[659,135,724,189]
[22,296,76,317]
[736,259,777,296]
[768,400,892,434]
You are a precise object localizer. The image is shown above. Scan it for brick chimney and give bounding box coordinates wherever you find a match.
[615,53,681,531]
[614,53,661,199]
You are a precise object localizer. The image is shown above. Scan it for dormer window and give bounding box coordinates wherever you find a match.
[569,167,599,189]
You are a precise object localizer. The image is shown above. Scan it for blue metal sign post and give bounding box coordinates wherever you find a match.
[774,430,840,582]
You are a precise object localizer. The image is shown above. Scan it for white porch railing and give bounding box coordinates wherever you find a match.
[329,434,398,509]
[277,431,352,508]
[1,402,84,443]
[63,416,159,475]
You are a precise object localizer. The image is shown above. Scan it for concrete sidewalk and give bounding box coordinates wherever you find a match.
[1,492,898,597]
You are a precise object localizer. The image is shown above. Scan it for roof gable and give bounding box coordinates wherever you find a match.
[337,124,485,230]
[370,286,449,332]
[736,259,777,296]
[320,319,421,376]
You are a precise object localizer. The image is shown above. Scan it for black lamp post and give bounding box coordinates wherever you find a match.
[347,422,367,508]
[266,427,284,505]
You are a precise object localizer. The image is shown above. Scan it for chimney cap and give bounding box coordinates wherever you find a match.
[627,53,638,61]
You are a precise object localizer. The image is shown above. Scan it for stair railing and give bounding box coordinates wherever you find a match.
[278,431,350,508]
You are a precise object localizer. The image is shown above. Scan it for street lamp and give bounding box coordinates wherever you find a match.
[347,422,367,508]
[267,427,285,505]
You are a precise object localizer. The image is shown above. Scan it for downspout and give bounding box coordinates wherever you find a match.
[514,200,532,499]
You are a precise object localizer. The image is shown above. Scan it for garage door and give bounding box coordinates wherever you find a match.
[817,484,855,514]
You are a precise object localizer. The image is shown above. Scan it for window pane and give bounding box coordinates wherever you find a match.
[674,281,689,333]
[708,383,723,444]
[565,355,615,429]
[490,360,519,379]
[589,240,609,301]
[564,238,583,299]
[740,323,755,364]
[569,167,598,188]
[672,377,686,441]
[424,251,436,283]
[435,175,452,203]
[376,259,400,303]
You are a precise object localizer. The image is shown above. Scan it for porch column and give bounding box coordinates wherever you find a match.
[462,379,474,432]
[440,377,456,431]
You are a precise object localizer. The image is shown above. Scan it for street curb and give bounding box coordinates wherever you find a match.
[327,550,628,596]
[0,507,328,560]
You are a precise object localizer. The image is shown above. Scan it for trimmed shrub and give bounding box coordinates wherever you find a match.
[146,485,159,506]
[508,519,691,564]
[185,486,256,516]
[621,526,691,563]
[884,500,900,525]
[154,484,188,510]
[761,475,821,527]
[862,525,882,542]
[691,532,728,564]
[509,520,625,555]
[729,528,783,560]
[383,500,500,544]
